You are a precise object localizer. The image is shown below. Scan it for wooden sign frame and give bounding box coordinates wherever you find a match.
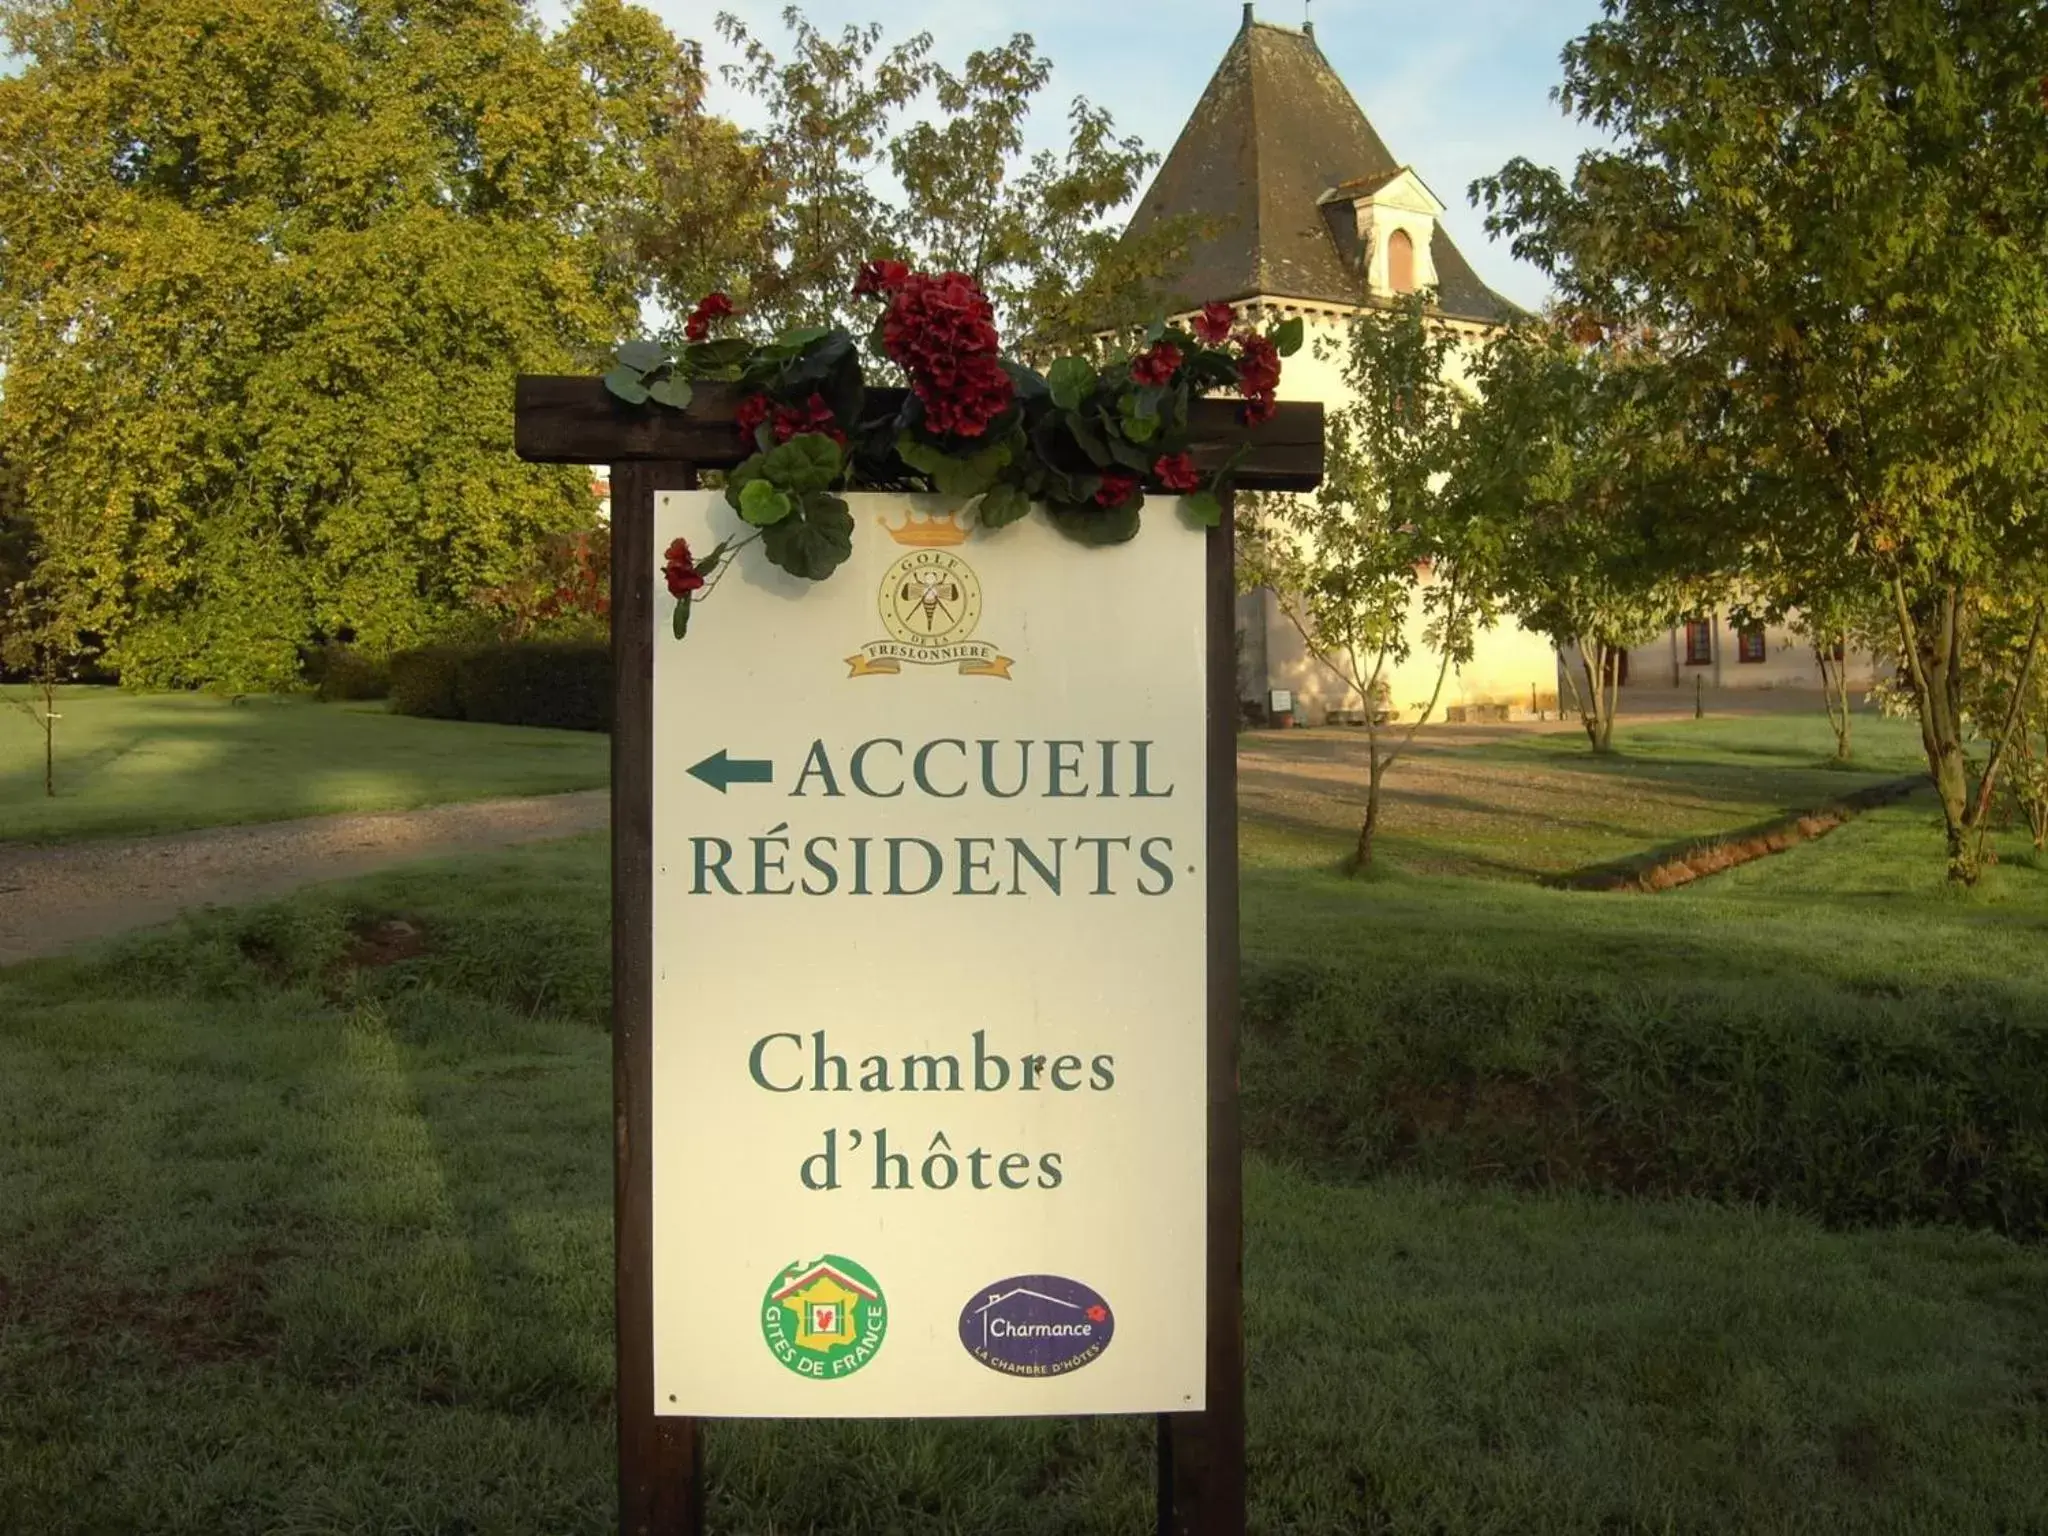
[514,378,1323,1536]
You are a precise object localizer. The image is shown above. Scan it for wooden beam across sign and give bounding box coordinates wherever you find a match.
[515,379,1323,1536]
[515,376,1325,489]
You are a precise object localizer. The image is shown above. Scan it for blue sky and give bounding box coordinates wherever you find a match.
[596,0,1613,312]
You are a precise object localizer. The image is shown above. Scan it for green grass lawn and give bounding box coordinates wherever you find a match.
[5,714,2046,1530]
[1242,712,1932,878]
[0,688,609,844]
[6,766,2048,1530]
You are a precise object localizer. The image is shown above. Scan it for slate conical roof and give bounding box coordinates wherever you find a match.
[1124,12,1520,325]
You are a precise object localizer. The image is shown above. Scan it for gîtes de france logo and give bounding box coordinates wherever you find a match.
[762,1254,888,1380]
[958,1274,1115,1378]
[847,510,1013,680]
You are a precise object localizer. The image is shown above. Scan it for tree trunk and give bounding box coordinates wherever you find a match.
[1816,642,1852,762]
[1894,582,1982,882]
[1925,640,1977,883]
[1602,644,1622,752]
[41,679,55,798]
[1935,742,1976,882]
[1565,640,1610,752]
[1351,761,1384,874]
[1572,640,1619,753]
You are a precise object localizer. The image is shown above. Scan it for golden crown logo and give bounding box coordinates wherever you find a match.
[878,509,971,548]
[848,509,1013,680]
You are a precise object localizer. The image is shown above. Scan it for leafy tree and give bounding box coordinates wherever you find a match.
[1475,0,2048,878]
[706,9,1196,355]
[711,9,935,333]
[1451,321,1702,753]
[0,0,737,690]
[887,40,1202,360]
[563,0,773,318]
[472,528,612,640]
[1240,297,1493,872]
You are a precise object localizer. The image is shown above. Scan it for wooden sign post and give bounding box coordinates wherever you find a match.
[515,379,1322,1535]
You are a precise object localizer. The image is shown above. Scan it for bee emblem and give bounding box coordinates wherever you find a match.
[879,550,981,648]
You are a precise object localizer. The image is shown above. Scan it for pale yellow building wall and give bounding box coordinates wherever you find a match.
[1620,610,1890,693]
[1242,584,1564,722]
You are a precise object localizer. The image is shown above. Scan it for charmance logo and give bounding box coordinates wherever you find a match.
[958,1274,1114,1378]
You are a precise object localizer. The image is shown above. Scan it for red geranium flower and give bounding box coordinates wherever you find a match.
[1131,341,1183,388]
[684,291,734,342]
[918,352,1013,439]
[772,392,848,447]
[1235,330,1282,425]
[1235,331,1281,396]
[881,270,1014,439]
[1192,301,1235,345]
[735,392,773,446]
[1095,471,1141,508]
[1154,452,1201,493]
[854,258,911,298]
[1085,1304,1108,1324]
[884,272,1003,366]
[663,538,704,598]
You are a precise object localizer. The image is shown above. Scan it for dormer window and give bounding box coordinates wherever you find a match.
[1320,166,1446,300]
[1387,229,1416,294]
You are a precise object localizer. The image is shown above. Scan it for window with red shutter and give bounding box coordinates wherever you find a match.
[1684,620,1713,666]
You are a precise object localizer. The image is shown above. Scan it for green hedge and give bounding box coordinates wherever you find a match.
[1241,959,2048,1241]
[388,641,609,731]
[306,643,391,702]
[387,645,472,720]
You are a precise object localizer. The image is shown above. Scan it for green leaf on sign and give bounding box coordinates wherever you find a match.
[739,478,795,526]
[673,599,691,639]
[1046,357,1094,412]
[762,492,855,581]
[1064,411,1112,467]
[1103,430,1151,470]
[684,337,752,375]
[724,453,765,513]
[646,375,693,410]
[603,365,651,405]
[1048,500,1142,546]
[897,433,1011,498]
[759,433,844,493]
[1271,316,1306,358]
[978,482,1030,529]
[1186,490,1223,528]
[617,339,666,372]
[1001,359,1049,402]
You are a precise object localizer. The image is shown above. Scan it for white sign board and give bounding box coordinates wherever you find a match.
[650,492,1208,1418]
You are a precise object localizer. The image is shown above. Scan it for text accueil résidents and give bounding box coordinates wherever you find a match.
[683,738,1189,899]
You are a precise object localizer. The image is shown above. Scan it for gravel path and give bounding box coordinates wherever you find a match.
[0,791,608,966]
